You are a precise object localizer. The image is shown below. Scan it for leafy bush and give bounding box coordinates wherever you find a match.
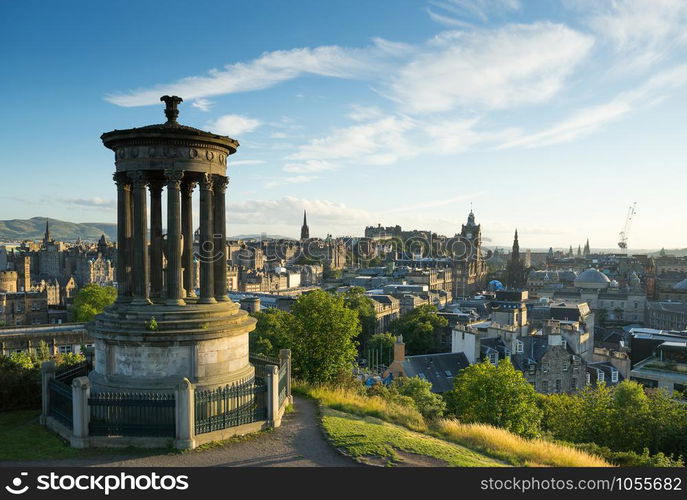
[445,358,542,438]
[0,347,85,411]
[390,377,446,420]
[570,442,684,467]
[540,380,687,460]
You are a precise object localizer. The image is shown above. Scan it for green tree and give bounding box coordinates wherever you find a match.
[72,283,116,322]
[445,358,542,438]
[342,287,377,345]
[249,308,295,358]
[391,376,446,420]
[388,304,448,355]
[288,289,360,384]
[365,332,395,366]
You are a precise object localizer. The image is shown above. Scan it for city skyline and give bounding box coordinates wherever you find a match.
[1,0,687,248]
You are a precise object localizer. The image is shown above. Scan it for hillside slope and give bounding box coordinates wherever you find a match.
[0,217,116,242]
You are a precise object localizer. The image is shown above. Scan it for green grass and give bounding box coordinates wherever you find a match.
[322,408,505,467]
[0,410,172,462]
[298,383,611,468]
[0,410,83,461]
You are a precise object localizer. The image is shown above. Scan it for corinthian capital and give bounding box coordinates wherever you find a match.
[200,172,214,191]
[164,169,184,189]
[213,175,229,193]
[129,170,148,188]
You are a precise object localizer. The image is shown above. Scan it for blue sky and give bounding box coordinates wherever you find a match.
[1,0,686,250]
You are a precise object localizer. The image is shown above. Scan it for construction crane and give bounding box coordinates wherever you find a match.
[618,202,637,253]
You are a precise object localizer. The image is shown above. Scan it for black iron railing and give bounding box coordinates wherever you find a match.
[48,378,73,428]
[55,361,89,384]
[88,392,175,437]
[194,379,267,435]
[250,353,279,383]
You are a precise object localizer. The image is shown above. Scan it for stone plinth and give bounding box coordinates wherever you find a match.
[88,300,256,392]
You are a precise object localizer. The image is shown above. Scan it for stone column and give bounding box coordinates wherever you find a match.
[130,171,151,305]
[181,179,197,298]
[279,349,292,403]
[40,360,56,425]
[71,376,90,448]
[213,176,229,302]
[198,173,216,304]
[266,364,280,427]
[149,179,164,299]
[174,378,196,450]
[165,169,185,305]
[113,173,132,301]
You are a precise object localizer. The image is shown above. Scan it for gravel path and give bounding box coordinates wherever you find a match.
[0,396,357,468]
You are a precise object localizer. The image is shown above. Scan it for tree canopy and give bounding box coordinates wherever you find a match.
[289,290,360,384]
[342,286,377,345]
[445,358,542,438]
[388,304,447,355]
[249,308,295,358]
[72,283,116,322]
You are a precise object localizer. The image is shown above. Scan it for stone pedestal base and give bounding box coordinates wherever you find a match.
[87,300,256,392]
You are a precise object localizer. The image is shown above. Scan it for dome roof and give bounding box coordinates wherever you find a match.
[673,279,687,291]
[575,268,611,289]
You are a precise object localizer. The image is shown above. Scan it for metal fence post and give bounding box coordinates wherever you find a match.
[175,378,196,450]
[279,349,292,403]
[71,376,90,448]
[266,365,279,427]
[40,360,56,425]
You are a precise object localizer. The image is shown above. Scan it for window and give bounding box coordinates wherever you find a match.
[58,345,72,354]
[541,380,549,393]
[515,340,524,353]
[528,364,536,375]
[597,370,604,383]
[563,361,569,372]
[561,339,567,349]
[572,377,578,390]
[586,373,591,385]
[542,363,549,374]
[488,352,498,365]
[555,379,562,393]
[611,369,618,383]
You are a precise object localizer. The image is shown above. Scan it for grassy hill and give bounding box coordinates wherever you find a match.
[297,384,610,467]
[0,217,116,242]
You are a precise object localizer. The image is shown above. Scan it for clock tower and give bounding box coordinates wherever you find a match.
[452,209,487,298]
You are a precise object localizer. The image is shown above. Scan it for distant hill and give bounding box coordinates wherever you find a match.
[228,234,296,241]
[0,217,116,242]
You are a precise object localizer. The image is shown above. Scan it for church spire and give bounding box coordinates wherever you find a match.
[44,218,51,245]
[511,229,520,261]
[300,210,310,240]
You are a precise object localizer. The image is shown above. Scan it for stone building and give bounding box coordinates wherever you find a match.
[369,294,400,334]
[0,290,49,326]
[0,323,91,356]
[645,301,687,331]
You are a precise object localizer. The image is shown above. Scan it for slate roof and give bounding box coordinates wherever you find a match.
[402,352,470,393]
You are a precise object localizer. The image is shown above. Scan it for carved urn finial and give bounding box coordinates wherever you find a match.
[160,95,183,124]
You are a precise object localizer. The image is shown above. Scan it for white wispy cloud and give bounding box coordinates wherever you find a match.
[388,23,593,113]
[575,0,687,72]
[228,196,370,227]
[206,114,261,136]
[105,40,405,107]
[191,98,213,111]
[428,0,521,24]
[106,22,589,118]
[62,197,116,210]
[498,65,687,149]
[230,159,265,166]
[282,160,338,173]
[263,175,318,189]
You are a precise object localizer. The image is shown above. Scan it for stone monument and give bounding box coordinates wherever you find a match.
[89,96,256,392]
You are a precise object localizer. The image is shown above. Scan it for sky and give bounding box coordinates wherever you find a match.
[0,0,686,250]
